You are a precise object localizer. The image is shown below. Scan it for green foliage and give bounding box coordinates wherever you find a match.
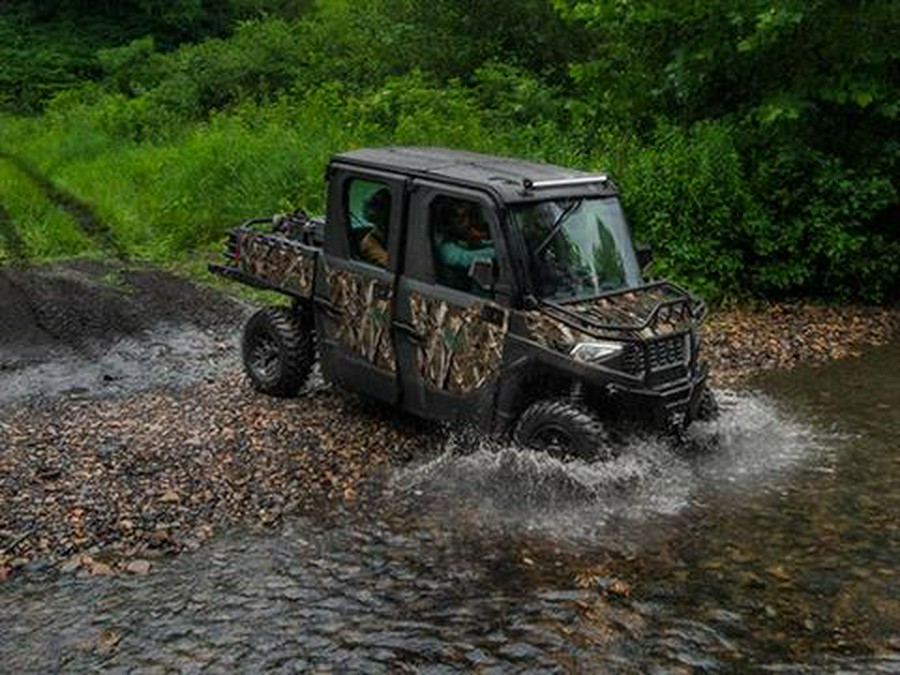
[142,18,310,119]
[14,94,355,260]
[0,1,316,112]
[557,0,900,301]
[97,37,159,96]
[750,151,900,301]
[560,1,900,130]
[0,0,897,302]
[0,8,104,112]
[619,121,759,300]
[358,73,486,148]
[377,0,587,82]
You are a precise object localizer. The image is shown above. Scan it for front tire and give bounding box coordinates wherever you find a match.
[241,305,315,397]
[514,399,614,461]
[694,384,719,422]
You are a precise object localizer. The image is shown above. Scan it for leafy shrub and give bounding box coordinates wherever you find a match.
[618,121,762,301]
[751,150,899,301]
[0,3,896,303]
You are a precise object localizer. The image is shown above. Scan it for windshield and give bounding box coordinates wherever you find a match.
[511,197,642,301]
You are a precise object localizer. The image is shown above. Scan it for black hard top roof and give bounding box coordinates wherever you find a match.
[332,146,617,203]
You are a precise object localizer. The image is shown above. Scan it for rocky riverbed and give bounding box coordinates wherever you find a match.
[0,261,896,580]
[702,302,897,387]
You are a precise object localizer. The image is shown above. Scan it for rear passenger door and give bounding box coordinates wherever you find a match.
[315,168,405,403]
[393,182,513,426]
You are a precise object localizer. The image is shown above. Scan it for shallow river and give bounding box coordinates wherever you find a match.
[3,341,900,672]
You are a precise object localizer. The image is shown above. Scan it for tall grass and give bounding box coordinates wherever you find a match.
[0,76,600,264]
[2,3,896,302]
[0,95,352,261]
[0,158,96,261]
[6,62,889,301]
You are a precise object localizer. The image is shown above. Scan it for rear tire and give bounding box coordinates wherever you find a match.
[514,399,615,461]
[241,305,315,397]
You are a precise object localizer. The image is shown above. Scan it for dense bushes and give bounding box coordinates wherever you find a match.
[0,0,897,302]
[560,0,900,301]
[616,122,756,300]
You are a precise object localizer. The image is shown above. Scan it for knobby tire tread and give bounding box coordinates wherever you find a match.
[514,398,612,461]
[695,384,719,422]
[243,306,314,397]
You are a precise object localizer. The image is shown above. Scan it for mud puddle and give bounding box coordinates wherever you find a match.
[1,322,236,404]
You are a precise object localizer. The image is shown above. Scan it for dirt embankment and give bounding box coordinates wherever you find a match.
[0,261,896,579]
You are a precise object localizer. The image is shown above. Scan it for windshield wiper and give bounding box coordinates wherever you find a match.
[533,199,584,257]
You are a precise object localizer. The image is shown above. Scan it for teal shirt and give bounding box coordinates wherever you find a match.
[436,240,495,292]
[437,240,495,268]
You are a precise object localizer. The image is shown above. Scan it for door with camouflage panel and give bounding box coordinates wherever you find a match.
[316,168,404,403]
[393,183,513,427]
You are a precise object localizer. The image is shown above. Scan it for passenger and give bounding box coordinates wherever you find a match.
[360,188,391,267]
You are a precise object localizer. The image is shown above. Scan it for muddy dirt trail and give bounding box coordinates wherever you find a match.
[0,261,249,406]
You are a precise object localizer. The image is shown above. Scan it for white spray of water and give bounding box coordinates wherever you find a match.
[389,390,833,546]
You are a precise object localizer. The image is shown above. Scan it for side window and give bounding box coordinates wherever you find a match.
[429,195,496,297]
[346,178,391,268]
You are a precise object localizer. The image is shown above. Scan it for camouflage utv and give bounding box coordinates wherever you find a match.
[210,147,717,460]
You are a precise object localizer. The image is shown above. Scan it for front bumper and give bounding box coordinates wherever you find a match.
[606,360,709,430]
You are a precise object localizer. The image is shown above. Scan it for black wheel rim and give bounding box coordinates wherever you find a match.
[249,334,279,381]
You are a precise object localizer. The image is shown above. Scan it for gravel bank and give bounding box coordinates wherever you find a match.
[703,303,898,387]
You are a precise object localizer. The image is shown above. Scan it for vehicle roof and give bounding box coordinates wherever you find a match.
[332,146,617,203]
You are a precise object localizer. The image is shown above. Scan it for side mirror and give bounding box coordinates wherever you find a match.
[636,245,653,271]
[468,258,495,291]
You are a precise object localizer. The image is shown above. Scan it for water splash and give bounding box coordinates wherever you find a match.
[389,390,831,545]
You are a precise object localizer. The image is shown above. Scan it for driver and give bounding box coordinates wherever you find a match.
[436,201,495,291]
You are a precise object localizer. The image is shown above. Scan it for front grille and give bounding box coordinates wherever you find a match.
[622,344,644,374]
[622,335,687,374]
[647,334,686,370]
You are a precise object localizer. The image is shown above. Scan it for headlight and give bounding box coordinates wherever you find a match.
[570,340,624,363]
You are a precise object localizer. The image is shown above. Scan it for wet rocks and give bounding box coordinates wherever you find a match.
[0,371,436,579]
[124,559,152,575]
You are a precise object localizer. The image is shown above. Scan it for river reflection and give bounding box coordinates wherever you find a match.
[3,342,899,672]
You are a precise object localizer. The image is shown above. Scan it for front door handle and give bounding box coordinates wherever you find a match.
[480,304,506,326]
